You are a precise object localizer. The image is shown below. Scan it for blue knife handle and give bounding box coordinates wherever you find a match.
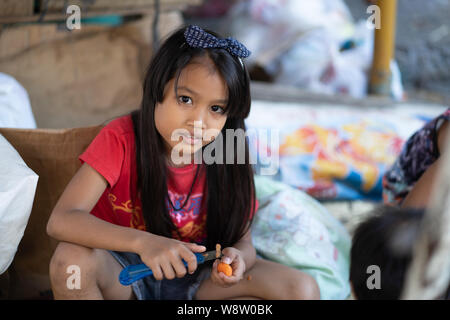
[119,252,206,286]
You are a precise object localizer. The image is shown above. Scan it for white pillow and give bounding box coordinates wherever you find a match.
[0,134,38,274]
[253,175,352,299]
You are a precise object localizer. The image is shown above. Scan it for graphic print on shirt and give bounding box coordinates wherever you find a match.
[166,191,206,242]
[108,193,146,230]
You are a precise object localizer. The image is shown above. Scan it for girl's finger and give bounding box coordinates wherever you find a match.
[217,272,237,287]
[149,263,164,281]
[160,260,176,280]
[171,255,189,278]
[220,269,242,283]
[211,260,222,279]
[171,255,188,278]
[220,247,236,264]
[211,259,219,275]
[183,242,206,253]
[221,256,232,264]
[179,247,198,274]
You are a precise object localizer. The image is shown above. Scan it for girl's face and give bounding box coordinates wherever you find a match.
[155,56,228,166]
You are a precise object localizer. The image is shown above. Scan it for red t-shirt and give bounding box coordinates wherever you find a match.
[79,115,257,244]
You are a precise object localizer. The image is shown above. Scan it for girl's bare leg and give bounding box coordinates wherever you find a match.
[195,258,320,300]
[49,241,134,300]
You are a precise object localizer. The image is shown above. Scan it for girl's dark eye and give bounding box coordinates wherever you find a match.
[178,96,192,104]
[211,105,225,114]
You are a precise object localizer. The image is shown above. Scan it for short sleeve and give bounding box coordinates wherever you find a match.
[79,127,125,188]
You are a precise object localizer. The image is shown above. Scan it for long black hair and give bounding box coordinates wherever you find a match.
[130,26,256,250]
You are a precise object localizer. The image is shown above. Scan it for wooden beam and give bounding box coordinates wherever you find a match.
[0,0,202,24]
[368,0,398,96]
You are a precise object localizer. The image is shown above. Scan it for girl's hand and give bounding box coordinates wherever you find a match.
[135,233,206,281]
[210,247,246,287]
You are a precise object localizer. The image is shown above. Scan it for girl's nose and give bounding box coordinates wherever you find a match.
[190,120,206,136]
[190,107,208,126]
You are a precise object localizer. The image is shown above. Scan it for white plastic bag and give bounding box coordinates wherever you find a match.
[0,134,38,274]
[229,0,404,100]
[0,73,37,129]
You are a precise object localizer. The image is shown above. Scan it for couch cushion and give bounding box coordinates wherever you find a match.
[0,125,102,299]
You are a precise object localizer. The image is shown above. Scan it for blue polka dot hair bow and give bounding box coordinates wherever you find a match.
[184,25,251,59]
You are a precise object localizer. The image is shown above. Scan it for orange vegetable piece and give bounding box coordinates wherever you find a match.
[215,244,221,258]
[217,262,232,277]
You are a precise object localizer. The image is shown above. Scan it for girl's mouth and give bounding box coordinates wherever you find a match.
[183,135,202,145]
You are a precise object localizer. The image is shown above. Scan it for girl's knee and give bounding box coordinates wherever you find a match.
[286,271,320,300]
[49,242,97,288]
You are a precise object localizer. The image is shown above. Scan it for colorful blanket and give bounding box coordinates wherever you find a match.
[246,101,447,200]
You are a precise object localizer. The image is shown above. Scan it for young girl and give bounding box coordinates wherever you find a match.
[47,25,319,300]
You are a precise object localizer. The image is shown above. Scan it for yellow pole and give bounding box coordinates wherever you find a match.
[368,0,398,96]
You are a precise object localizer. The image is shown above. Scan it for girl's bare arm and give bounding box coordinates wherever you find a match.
[46,163,148,253]
[232,226,257,271]
[401,120,449,208]
[46,163,205,278]
[437,120,448,155]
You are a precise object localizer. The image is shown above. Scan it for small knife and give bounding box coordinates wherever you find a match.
[119,250,221,286]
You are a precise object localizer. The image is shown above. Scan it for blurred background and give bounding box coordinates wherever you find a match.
[0,0,449,129]
[1,0,449,300]
[184,0,450,103]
